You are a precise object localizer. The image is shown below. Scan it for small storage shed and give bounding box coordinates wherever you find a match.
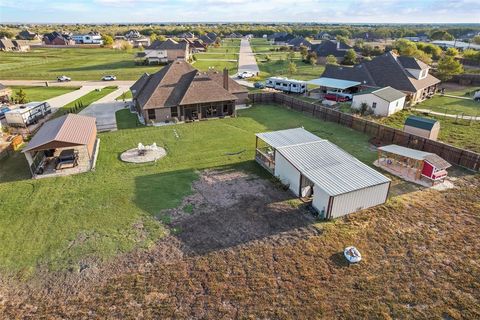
[403,115,440,141]
[22,114,98,178]
[351,86,406,116]
[377,144,451,185]
[255,128,391,219]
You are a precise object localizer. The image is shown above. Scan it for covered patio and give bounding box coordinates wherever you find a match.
[307,77,363,100]
[22,114,99,179]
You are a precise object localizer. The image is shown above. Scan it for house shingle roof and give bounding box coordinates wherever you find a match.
[322,51,440,93]
[147,38,187,50]
[204,70,248,94]
[311,40,353,57]
[133,61,238,110]
[398,56,429,70]
[288,37,312,48]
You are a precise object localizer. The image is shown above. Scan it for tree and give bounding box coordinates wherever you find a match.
[287,62,297,75]
[299,45,308,60]
[473,35,480,45]
[0,30,14,39]
[418,43,442,60]
[150,33,157,43]
[445,47,459,56]
[325,55,338,65]
[430,30,454,41]
[343,49,356,65]
[306,51,317,66]
[336,35,349,44]
[14,89,28,104]
[102,34,114,46]
[463,49,480,63]
[120,40,133,51]
[437,55,463,81]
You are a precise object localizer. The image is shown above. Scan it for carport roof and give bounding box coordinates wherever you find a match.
[277,140,390,196]
[23,114,96,153]
[307,77,361,89]
[256,127,322,149]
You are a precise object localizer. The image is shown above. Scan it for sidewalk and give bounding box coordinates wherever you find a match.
[412,108,480,121]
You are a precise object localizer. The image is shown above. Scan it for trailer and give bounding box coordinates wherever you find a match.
[4,102,52,127]
[265,77,307,94]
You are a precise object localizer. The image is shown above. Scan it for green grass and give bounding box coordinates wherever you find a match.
[256,59,325,81]
[54,86,117,116]
[9,86,80,102]
[194,53,238,60]
[115,90,133,101]
[115,109,144,129]
[192,60,238,75]
[0,48,162,81]
[377,110,480,153]
[0,104,376,275]
[416,94,480,116]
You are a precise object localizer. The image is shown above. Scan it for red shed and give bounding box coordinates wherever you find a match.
[421,154,451,181]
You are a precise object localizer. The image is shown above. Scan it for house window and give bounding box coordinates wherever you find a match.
[372,102,377,109]
[171,107,178,117]
[223,104,229,113]
[147,109,156,120]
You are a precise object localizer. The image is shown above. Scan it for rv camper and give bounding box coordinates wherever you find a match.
[265,77,307,94]
[4,102,52,127]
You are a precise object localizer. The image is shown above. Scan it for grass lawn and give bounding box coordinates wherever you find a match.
[377,110,480,153]
[192,60,238,75]
[115,109,144,129]
[9,86,80,102]
[194,53,238,60]
[0,48,162,81]
[54,86,117,116]
[415,94,480,116]
[0,104,375,275]
[115,90,133,101]
[256,59,325,81]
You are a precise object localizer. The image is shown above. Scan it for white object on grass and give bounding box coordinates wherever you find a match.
[344,246,362,263]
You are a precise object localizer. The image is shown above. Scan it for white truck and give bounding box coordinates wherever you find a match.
[265,77,307,94]
[5,102,52,127]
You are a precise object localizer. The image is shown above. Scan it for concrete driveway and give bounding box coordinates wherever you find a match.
[46,85,104,113]
[238,38,260,74]
[79,86,131,131]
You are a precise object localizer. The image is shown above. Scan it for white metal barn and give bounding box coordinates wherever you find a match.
[255,128,391,219]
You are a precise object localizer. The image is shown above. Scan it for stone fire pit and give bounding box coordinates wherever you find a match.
[120,143,166,163]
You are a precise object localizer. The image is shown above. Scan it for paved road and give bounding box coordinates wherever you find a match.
[0,80,135,87]
[237,38,260,75]
[79,86,131,131]
[46,85,105,113]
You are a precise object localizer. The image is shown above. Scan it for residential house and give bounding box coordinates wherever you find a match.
[0,38,15,51]
[288,36,312,50]
[0,83,12,103]
[310,40,354,63]
[199,34,215,45]
[43,32,75,45]
[130,60,244,123]
[17,30,40,40]
[131,37,151,48]
[178,32,195,39]
[125,30,141,39]
[227,33,243,38]
[272,34,295,46]
[206,32,217,40]
[314,32,331,40]
[137,38,191,64]
[321,51,441,105]
[203,69,249,104]
[182,38,207,52]
[12,40,30,51]
[351,86,406,116]
[72,32,103,45]
[267,32,288,41]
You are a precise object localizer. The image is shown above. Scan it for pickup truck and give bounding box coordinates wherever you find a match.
[324,93,350,102]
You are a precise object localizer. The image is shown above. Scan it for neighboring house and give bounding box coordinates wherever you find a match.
[206,32,217,40]
[22,114,98,178]
[403,34,429,42]
[0,38,16,51]
[0,83,12,103]
[125,30,141,39]
[272,34,295,45]
[72,32,103,45]
[351,86,406,117]
[131,37,150,48]
[321,51,441,105]
[310,40,354,63]
[314,32,331,40]
[137,38,191,64]
[403,115,440,140]
[199,34,215,45]
[182,38,207,52]
[43,32,75,45]
[12,40,30,51]
[130,60,243,123]
[255,127,391,219]
[267,32,288,41]
[288,36,312,50]
[227,33,243,38]
[17,30,40,40]
[178,32,195,39]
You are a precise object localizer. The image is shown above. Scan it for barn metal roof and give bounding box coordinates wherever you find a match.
[277,140,390,196]
[377,144,432,160]
[307,77,361,89]
[256,128,323,149]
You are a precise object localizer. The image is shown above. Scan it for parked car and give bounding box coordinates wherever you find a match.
[238,71,255,79]
[324,93,350,102]
[254,82,265,89]
[101,75,117,81]
[57,75,71,82]
[0,106,11,119]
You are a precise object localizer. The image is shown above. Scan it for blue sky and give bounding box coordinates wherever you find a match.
[1,0,479,23]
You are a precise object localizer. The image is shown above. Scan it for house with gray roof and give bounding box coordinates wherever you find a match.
[321,51,441,105]
[288,37,313,50]
[137,38,191,64]
[310,40,355,63]
[130,60,247,123]
[351,86,406,116]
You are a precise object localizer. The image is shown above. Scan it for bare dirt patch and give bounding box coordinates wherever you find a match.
[1,172,479,319]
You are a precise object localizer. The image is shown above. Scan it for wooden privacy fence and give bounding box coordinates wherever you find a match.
[248,92,480,172]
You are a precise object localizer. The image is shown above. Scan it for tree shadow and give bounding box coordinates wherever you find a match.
[0,151,31,184]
